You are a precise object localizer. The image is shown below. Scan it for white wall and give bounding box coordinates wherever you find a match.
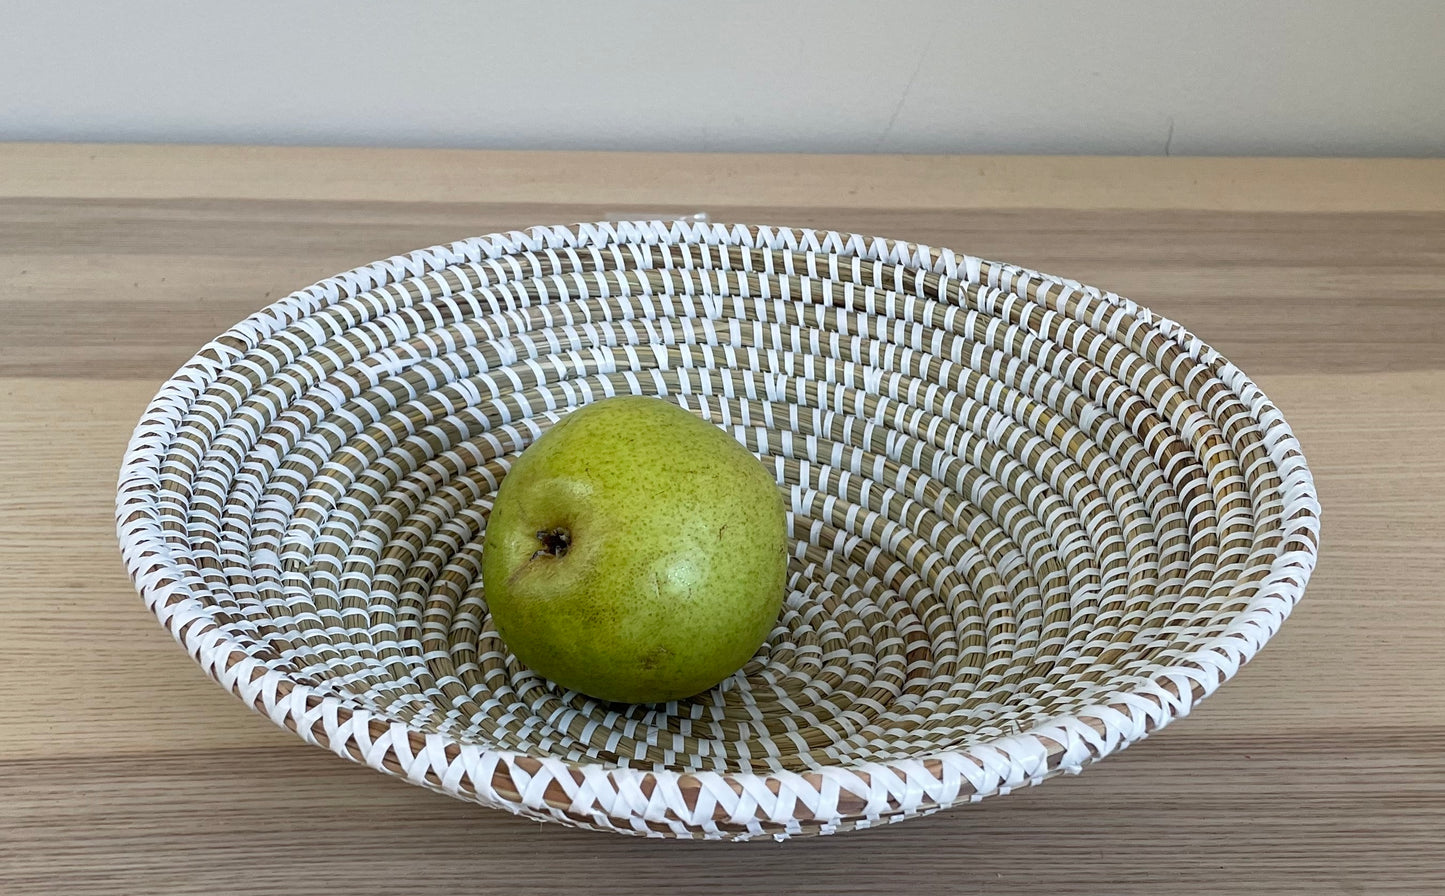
[4,1,1442,156]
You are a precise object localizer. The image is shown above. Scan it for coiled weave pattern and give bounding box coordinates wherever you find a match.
[117,221,1320,840]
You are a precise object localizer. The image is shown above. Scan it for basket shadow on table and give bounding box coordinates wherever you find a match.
[131,726,1306,895]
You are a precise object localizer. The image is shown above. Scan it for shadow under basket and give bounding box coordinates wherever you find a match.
[116,221,1321,840]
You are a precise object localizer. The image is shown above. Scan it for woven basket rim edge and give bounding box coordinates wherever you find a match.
[114,220,1323,829]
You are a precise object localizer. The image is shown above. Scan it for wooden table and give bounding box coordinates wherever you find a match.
[3,145,1442,895]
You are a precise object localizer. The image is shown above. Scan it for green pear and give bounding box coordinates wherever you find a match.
[480,395,789,704]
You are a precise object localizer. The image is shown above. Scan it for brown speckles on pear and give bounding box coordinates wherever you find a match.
[480,394,788,704]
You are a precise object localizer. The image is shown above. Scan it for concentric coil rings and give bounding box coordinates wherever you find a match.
[117,221,1320,839]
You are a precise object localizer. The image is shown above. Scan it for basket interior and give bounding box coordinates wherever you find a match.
[125,225,1315,786]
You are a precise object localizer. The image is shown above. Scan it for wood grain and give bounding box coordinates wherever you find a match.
[4,143,1444,211]
[2,144,1443,895]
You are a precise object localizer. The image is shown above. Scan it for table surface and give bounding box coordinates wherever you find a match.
[2,144,1443,896]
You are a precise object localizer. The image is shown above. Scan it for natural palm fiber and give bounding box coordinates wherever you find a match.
[117,221,1320,840]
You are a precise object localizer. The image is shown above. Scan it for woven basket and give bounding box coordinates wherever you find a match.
[117,221,1321,840]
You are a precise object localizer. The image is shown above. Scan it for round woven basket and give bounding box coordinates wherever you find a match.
[117,221,1320,840]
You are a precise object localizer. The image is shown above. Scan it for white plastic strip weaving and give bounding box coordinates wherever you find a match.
[117,221,1321,840]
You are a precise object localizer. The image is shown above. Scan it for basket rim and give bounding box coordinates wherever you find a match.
[116,220,1322,835]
